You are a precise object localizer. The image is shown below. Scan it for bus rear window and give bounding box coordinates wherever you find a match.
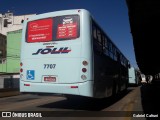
[56,15,79,40]
[26,15,80,43]
[27,18,53,43]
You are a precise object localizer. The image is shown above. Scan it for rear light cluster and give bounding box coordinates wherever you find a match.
[82,68,87,73]
[20,62,23,73]
[82,61,88,66]
[20,62,24,81]
[81,60,88,80]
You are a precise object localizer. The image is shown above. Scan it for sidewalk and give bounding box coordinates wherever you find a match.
[0,88,20,98]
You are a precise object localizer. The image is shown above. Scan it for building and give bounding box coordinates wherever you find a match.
[0,30,22,89]
[0,11,35,73]
[0,33,6,63]
[0,12,35,89]
[6,29,22,73]
[0,11,35,35]
[0,29,22,73]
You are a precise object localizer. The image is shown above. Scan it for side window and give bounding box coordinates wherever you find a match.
[92,22,103,54]
[0,50,2,57]
[108,41,114,59]
[112,46,117,61]
[121,55,125,66]
[4,19,8,27]
[97,29,101,43]
[116,51,121,62]
[108,42,112,52]
[102,35,106,51]
[103,36,109,56]
[104,37,108,48]
[93,27,97,39]
[92,19,127,63]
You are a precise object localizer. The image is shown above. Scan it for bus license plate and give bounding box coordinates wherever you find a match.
[44,76,56,82]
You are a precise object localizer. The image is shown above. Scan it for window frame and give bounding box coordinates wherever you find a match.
[26,14,80,43]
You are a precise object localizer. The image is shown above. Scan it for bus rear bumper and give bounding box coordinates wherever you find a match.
[20,80,94,97]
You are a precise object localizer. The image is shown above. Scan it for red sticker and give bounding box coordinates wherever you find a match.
[27,18,53,42]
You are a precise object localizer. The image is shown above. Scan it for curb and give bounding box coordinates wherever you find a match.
[0,89,20,98]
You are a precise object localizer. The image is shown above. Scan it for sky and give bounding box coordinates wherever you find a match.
[0,0,138,68]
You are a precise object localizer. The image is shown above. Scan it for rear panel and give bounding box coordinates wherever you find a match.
[20,9,94,97]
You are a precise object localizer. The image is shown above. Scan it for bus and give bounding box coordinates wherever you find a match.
[140,74,147,84]
[20,9,130,98]
[128,67,140,86]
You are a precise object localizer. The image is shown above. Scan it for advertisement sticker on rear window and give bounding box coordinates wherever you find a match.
[56,15,79,40]
[26,15,79,43]
[27,18,53,42]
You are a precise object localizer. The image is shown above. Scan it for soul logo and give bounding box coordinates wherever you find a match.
[32,47,71,55]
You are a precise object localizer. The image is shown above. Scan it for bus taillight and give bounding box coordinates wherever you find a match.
[82,61,88,66]
[81,60,88,80]
[20,62,23,73]
[82,68,87,73]
[20,62,23,66]
[81,75,87,80]
[20,68,23,73]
